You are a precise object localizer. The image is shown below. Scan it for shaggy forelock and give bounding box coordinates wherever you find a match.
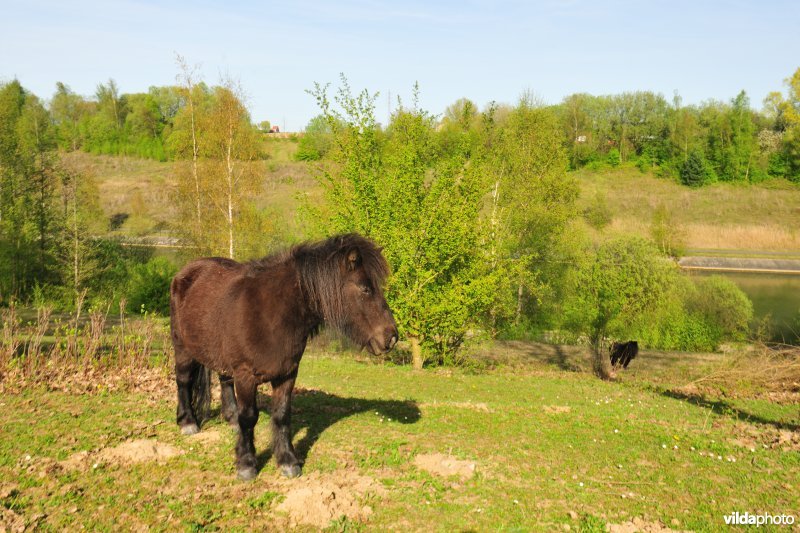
[291,233,389,328]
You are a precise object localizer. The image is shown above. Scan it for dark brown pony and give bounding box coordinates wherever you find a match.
[169,233,398,480]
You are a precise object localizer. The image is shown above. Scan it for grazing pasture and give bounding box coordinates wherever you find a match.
[1,345,797,531]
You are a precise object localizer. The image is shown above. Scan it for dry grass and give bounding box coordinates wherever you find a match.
[0,303,172,392]
[678,344,800,400]
[61,152,176,226]
[576,167,800,252]
[604,218,800,251]
[62,143,317,239]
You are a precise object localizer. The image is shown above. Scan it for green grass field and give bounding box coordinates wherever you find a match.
[2,346,797,531]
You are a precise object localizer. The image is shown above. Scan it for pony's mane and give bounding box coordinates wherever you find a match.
[247,233,390,328]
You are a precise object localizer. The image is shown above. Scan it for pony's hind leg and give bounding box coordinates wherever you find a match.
[175,357,200,435]
[271,371,301,478]
[219,374,238,426]
[234,377,260,480]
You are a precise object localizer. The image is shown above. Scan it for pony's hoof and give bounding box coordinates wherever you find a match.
[180,423,200,436]
[280,464,302,478]
[237,466,258,481]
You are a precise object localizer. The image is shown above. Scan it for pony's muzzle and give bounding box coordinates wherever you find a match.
[369,327,398,355]
[383,326,398,352]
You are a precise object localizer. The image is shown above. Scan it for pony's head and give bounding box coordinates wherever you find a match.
[297,234,398,355]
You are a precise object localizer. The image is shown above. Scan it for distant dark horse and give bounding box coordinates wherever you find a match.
[169,234,398,480]
[610,341,638,369]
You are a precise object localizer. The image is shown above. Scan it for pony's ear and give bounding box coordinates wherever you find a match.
[346,248,361,271]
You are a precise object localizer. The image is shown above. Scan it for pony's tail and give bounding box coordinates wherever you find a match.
[191,364,212,426]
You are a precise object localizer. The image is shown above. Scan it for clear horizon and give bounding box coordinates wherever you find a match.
[2,0,799,131]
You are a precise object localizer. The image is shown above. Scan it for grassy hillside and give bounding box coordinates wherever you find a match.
[61,138,317,240]
[575,167,800,254]
[70,147,800,255]
[1,347,797,531]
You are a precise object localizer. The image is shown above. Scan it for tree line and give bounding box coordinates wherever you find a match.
[30,62,800,187]
[299,68,800,186]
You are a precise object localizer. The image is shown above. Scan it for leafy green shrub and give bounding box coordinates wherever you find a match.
[607,148,621,167]
[688,276,753,341]
[126,257,178,315]
[294,115,334,161]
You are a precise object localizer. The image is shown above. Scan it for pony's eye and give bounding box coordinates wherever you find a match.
[359,284,372,295]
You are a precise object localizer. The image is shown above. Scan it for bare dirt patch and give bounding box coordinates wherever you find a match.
[543,405,572,414]
[606,517,690,532]
[730,423,800,452]
[186,428,225,446]
[0,507,25,533]
[98,439,183,465]
[60,439,183,471]
[414,453,476,480]
[274,470,385,528]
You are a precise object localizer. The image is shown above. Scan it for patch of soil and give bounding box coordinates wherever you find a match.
[0,483,18,500]
[186,428,224,445]
[543,405,571,414]
[730,423,800,452]
[0,508,25,533]
[606,517,689,532]
[414,453,476,480]
[97,439,183,465]
[60,439,183,471]
[274,470,385,528]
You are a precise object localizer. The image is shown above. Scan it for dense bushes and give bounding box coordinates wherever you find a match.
[559,238,753,353]
[126,257,178,315]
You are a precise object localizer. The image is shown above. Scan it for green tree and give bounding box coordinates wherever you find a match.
[50,82,88,150]
[295,114,335,161]
[56,166,104,304]
[304,79,494,368]
[170,56,211,249]
[774,67,800,180]
[0,81,61,300]
[680,150,713,187]
[564,237,676,378]
[650,204,685,258]
[203,81,263,259]
[481,97,578,331]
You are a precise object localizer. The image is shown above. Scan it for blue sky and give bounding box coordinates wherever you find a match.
[2,0,799,131]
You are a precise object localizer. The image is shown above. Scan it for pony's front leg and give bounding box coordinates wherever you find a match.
[233,378,259,480]
[271,372,301,478]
